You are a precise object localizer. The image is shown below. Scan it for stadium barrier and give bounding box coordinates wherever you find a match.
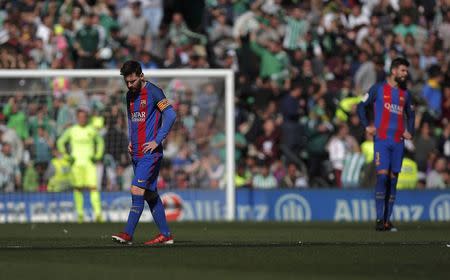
[1,189,449,223]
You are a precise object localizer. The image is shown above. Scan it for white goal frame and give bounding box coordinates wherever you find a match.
[0,69,236,221]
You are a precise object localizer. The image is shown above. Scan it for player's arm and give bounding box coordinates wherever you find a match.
[94,131,105,161]
[357,85,377,132]
[403,93,415,139]
[142,88,177,154]
[154,96,177,146]
[56,128,71,156]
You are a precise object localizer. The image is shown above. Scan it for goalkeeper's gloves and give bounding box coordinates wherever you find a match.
[64,155,75,165]
[91,156,103,164]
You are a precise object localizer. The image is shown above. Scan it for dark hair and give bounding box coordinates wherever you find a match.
[427,65,441,78]
[131,0,142,7]
[76,107,89,114]
[120,60,142,77]
[390,57,410,73]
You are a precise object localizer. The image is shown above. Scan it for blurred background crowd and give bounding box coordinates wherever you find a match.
[0,0,449,192]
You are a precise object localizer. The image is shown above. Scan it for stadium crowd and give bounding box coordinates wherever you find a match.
[0,0,449,192]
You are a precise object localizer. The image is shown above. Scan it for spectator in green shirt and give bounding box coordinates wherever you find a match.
[74,13,100,68]
[250,32,290,85]
[394,14,417,38]
[2,97,29,140]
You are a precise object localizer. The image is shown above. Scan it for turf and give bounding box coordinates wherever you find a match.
[0,222,449,280]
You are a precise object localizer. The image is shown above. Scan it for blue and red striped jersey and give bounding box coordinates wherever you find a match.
[126,81,171,158]
[358,82,415,142]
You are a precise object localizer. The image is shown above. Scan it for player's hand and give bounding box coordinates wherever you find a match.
[65,155,75,165]
[90,156,102,164]
[142,141,158,154]
[128,142,132,154]
[402,131,412,140]
[365,126,376,136]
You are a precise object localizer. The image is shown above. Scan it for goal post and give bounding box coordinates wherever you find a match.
[0,69,235,221]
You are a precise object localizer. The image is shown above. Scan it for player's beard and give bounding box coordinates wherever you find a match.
[395,75,407,90]
[130,80,142,93]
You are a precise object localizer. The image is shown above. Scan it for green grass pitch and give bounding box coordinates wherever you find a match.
[0,222,449,280]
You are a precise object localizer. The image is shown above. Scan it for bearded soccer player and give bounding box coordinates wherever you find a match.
[357,57,415,231]
[112,61,176,244]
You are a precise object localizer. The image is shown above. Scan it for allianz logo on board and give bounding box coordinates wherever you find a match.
[274,194,312,221]
[429,194,450,221]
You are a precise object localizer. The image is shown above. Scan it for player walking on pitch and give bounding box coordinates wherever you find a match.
[357,57,415,231]
[112,61,177,244]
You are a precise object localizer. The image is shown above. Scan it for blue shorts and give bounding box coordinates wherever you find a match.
[374,138,404,173]
[131,153,162,191]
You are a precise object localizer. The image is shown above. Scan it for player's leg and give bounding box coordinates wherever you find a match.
[384,141,404,231]
[73,188,84,223]
[113,158,147,243]
[71,164,85,223]
[89,189,103,222]
[143,188,174,245]
[112,184,145,244]
[374,140,390,231]
[383,170,392,223]
[143,155,173,244]
[86,161,103,222]
[383,141,394,223]
[144,158,169,236]
[144,189,171,237]
[124,185,145,235]
[383,171,399,231]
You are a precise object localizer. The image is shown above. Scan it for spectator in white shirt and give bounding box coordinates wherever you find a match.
[327,123,358,188]
[253,162,277,189]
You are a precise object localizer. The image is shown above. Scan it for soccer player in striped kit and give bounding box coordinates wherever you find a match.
[357,58,415,231]
[112,60,176,244]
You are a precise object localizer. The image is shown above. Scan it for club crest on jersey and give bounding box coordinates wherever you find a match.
[140,99,146,108]
[384,103,403,115]
[131,111,146,122]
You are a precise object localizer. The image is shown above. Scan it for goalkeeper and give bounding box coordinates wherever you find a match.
[57,108,105,222]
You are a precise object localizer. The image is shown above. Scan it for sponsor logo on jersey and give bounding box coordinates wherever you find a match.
[384,103,403,115]
[131,111,146,122]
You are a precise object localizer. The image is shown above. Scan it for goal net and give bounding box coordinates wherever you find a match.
[0,69,235,222]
